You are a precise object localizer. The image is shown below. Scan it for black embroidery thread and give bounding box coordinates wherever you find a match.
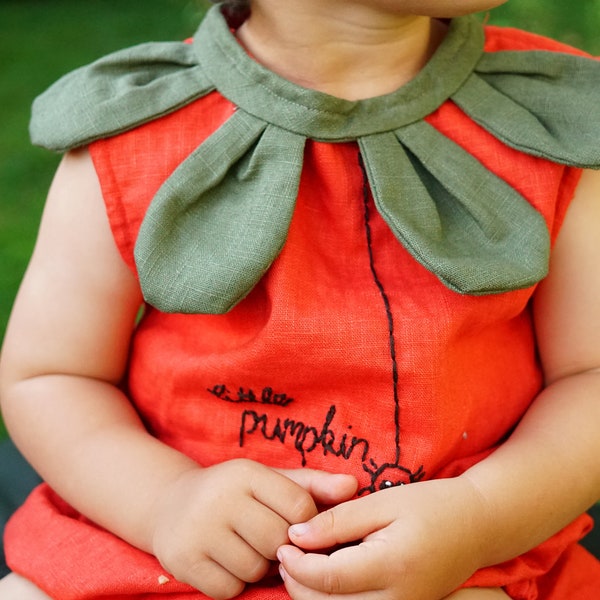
[208,384,294,406]
[357,152,425,495]
[360,155,401,466]
[210,373,425,491]
[361,460,426,494]
[205,153,426,493]
[239,404,370,467]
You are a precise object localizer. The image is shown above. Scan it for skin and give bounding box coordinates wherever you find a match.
[236,0,509,100]
[1,1,599,599]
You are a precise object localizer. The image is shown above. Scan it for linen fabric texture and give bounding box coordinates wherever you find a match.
[28,6,600,313]
[6,5,600,600]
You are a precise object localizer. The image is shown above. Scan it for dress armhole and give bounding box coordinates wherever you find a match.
[88,139,140,276]
[550,166,584,247]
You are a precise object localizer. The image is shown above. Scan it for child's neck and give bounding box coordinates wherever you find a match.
[236,1,447,101]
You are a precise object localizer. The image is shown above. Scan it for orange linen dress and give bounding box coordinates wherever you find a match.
[6,12,600,600]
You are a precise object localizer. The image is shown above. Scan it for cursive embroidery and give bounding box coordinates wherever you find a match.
[207,384,294,407]
[239,404,369,467]
[208,382,425,493]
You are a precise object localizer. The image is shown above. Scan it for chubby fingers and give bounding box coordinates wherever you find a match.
[276,493,400,598]
[286,493,391,551]
[277,468,358,506]
[277,543,387,599]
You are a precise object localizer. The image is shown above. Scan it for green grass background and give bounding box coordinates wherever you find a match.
[1,0,599,439]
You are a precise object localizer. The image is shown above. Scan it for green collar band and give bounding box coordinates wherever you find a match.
[194,8,484,140]
[30,5,600,313]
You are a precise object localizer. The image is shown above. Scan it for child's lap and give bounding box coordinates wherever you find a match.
[0,574,510,600]
[0,573,53,599]
[446,589,511,599]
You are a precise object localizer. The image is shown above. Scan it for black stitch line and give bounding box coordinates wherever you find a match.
[359,153,401,466]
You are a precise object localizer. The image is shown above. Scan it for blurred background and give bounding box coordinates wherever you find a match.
[1,0,599,439]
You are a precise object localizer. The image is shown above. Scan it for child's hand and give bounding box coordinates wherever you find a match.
[151,459,357,599]
[277,477,488,600]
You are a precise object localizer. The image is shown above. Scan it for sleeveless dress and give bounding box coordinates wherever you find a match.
[5,6,600,599]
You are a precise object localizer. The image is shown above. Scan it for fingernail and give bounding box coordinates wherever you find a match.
[278,564,286,582]
[289,523,309,537]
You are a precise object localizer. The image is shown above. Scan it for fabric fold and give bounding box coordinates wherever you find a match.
[30,41,214,152]
[27,4,600,313]
[134,109,306,314]
[455,50,600,167]
[194,8,483,140]
[368,120,550,294]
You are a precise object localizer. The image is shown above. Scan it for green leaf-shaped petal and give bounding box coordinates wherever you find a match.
[30,41,214,152]
[134,110,306,313]
[454,51,600,167]
[360,121,550,294]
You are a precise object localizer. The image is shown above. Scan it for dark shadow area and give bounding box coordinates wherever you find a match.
[0,439,42,577]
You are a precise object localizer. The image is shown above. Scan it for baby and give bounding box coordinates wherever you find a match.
[1,0,600,598]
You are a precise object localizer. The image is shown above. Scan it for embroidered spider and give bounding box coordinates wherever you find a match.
[359,460,425,495]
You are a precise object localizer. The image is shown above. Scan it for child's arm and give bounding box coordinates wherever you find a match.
[0,149,357,599]
[277,168,600,600]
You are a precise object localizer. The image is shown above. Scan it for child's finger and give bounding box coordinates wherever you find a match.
[280,562,386,600]
[208,529,271,584]
[231,500,291,559]
[286,494,390,550]
[172,553,246,600]
[246,463,320,525]
[277,542,386,596]
[277,468,358,506]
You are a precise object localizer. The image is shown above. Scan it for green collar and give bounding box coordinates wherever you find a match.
[30,5,600,313]
[194,11,482,140]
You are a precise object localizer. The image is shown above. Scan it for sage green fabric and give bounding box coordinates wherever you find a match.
[135,111,306,313]
[29,5,600,314]
[363,121,549,295]
[193,8,482,141]
[30,42,215,152]
[454,51,600,167]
